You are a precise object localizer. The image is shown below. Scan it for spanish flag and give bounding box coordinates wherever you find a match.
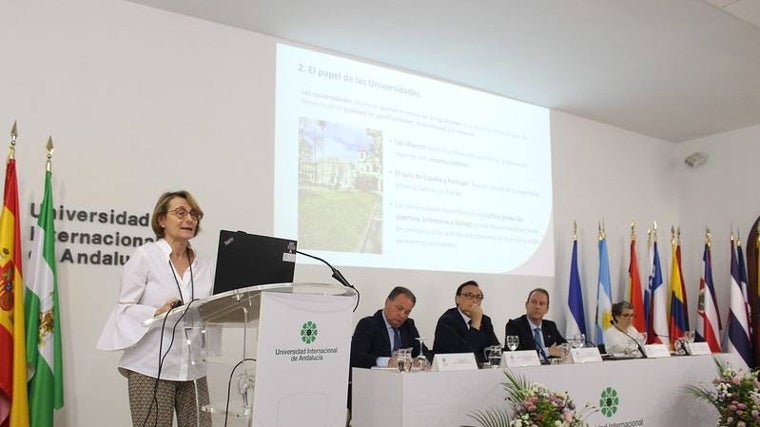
[0,141,30,427]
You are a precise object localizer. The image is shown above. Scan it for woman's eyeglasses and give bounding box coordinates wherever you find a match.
[167,207,203,221]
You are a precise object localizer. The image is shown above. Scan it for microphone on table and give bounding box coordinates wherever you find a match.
[619,327,648,358]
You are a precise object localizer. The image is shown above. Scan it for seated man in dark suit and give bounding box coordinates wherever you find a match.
[350,286,430,368]
[504,287,566,362]
[432,280,500,364]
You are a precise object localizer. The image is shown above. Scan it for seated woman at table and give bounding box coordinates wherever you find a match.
[604,301,645,356]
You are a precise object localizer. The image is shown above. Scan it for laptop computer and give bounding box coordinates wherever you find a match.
[212,230,298,294]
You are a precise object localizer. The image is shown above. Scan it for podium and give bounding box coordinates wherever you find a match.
[145,282,356,426]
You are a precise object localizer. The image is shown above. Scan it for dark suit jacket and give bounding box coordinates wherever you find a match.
[350,310,430,368]
[432,307,500,364]
[504,314,566,355]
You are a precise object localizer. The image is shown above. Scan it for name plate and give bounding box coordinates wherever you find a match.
[570,347,602,363]
[431,353,478,371]
[644,343,671,358]
[503,350,541,367]
[686,342,712,356]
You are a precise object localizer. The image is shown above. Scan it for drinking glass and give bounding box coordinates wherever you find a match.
[682,330,695,355]
[506,335,519,351]
[412,337,429,372]
[573,333,586,348]
[484,345,502,368]
[674,338,686,356]
[394,348,413,372]
[237,369,256,409]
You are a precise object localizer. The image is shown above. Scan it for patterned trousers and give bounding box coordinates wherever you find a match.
[126,370,211,427]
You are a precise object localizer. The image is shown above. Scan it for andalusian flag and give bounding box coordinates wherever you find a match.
[0,125,30,427]
[24,155,63,427]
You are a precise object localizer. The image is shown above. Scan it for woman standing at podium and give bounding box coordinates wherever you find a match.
[97,190,213,427]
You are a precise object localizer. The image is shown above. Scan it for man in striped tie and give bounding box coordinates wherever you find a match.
[504,288,567,363]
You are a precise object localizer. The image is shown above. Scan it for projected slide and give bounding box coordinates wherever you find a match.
[274,44,553,275]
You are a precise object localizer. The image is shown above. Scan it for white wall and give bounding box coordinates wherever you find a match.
[551,110,679,337]
[0,2,721,426]
[676,123,760,335]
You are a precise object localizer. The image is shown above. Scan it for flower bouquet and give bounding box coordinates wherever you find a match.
[686,358,760,427]
[469,370,595,427]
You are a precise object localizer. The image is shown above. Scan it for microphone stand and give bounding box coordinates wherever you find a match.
[296,250,360,311]
[618,326,648,358]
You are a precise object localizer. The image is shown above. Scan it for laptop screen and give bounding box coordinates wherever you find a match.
[212,230,298,294]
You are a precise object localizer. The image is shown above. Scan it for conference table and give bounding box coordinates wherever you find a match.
[352,353,743,427]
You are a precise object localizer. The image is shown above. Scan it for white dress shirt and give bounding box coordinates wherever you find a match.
[97,239,213,380]
[603,325,642,355]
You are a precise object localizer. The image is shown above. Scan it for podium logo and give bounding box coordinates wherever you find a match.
[300,320,318,344]
[599,387,619,417]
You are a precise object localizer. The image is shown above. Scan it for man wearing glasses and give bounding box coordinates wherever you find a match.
[504,288,566,362]
[432,280,500,364]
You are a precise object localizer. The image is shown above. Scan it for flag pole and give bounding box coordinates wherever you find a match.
[46,136,54,172]
[9,121,17,159]
[573,220,577,241]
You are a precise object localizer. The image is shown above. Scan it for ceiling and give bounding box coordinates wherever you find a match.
[128,0,760,142]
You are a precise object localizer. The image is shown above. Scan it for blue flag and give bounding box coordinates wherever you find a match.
[595,236,613,345]
[566,239,587,338]
[727,239,752,367]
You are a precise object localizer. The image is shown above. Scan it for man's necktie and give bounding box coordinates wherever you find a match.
[534,327,548,360]
[392,328,402,352]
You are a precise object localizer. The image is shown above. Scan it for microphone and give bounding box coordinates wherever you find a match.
[619,327,648,358]
[440,321,475,353]
[295,250,355,289]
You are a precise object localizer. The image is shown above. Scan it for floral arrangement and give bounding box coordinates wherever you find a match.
[687,358,760,427]
[469,370,595,427]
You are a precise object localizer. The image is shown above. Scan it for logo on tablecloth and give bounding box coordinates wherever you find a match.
[599,387,619,417]
[300,320,318,344]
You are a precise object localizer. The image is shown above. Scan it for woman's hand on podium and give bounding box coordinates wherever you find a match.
[154,298,180,317]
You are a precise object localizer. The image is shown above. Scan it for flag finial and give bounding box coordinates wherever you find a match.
[573,220,577,240]
[671,225,676,246]
[705,227,712,247]
[46,136,54,172]
[737,228,742,247]
[631,221,635,241]
[8,120,18,160]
